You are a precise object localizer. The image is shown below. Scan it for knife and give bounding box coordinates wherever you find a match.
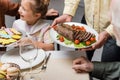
[44,53,51,65]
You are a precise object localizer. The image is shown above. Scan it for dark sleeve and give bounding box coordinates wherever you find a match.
[91,62,120,80]
[2,0,19,16]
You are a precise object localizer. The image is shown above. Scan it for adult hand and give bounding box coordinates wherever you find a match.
[46,8,59,17]
[51,14,73,27]
[72,56,93,73]
[78,31,110,51]
[92,31,110,49]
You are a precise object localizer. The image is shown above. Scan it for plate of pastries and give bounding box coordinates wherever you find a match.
[0,28,22,47]
[0,62,20,80]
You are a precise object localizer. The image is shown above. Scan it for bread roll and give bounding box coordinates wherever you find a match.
[7,67,20,76]
[0,63,11,71]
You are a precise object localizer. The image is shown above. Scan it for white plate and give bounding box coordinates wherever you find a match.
[50,22,98,48]
[1,48,46,69]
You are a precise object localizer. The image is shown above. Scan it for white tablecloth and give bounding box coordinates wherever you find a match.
[37,51,89,80]
[0,50,89,80]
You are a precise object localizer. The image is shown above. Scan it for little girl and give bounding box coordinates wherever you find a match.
[12,0,54,51]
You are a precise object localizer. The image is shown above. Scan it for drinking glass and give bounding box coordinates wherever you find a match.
[19,37,38,80]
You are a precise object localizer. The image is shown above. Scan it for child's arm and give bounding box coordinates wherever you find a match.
[33,41,54,51]
[17,37,54,51]
[35,29,54,51]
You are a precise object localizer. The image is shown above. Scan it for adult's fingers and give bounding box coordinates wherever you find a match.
[51,18,58,27]
[78,46,94,51]
[72,64,87,73]
[73,56,88,65]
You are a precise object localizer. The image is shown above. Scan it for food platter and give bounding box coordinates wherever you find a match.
[50,22,98,48]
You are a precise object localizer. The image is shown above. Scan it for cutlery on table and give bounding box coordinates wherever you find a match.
[41,53,51,71]
[20,53,51,79]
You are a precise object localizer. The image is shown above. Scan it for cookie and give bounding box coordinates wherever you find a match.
[0,30,7,34]
[12,35,21,40]
[0,33,11,39]
[2,39,11,45]
[8,39,17,43]
[0,28,22,46]
[10,28,21,35]
[5,28,13,36]
[0,63,20,80]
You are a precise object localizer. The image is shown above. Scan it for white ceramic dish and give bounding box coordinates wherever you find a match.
[50,22,98,48]
[1,48,46,69]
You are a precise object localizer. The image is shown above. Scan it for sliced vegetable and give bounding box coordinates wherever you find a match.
[59,36,64,42]
[74,39,80,44]
[52,25,57,30]
[85,41,91,46]
[90,37,96,42]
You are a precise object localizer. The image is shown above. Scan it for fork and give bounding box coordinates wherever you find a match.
[20,53,51,80]
[33,52,51,73]
[21,53,51,75]
[41,53,51,71]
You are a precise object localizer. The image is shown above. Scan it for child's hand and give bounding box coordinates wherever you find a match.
[17,37,32,45]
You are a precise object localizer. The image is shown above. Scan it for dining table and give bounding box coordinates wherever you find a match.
[0,49,90,80]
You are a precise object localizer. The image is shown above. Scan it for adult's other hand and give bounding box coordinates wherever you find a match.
[51,14,72,27]
[72,56,93,73]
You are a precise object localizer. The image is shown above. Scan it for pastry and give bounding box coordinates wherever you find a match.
[0,28,22,46]
[7,39,17,43]
[0,30,7,35]
[2,39,11,45]
[10,28,21,35]
[5,28,13,36]
[12,35,21,40]
[0,63,11,71]
[0,33,11,39]
[0,39,4,44]
[0,70,6,79]
[7,67,20,76]
[0,63,20,80]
